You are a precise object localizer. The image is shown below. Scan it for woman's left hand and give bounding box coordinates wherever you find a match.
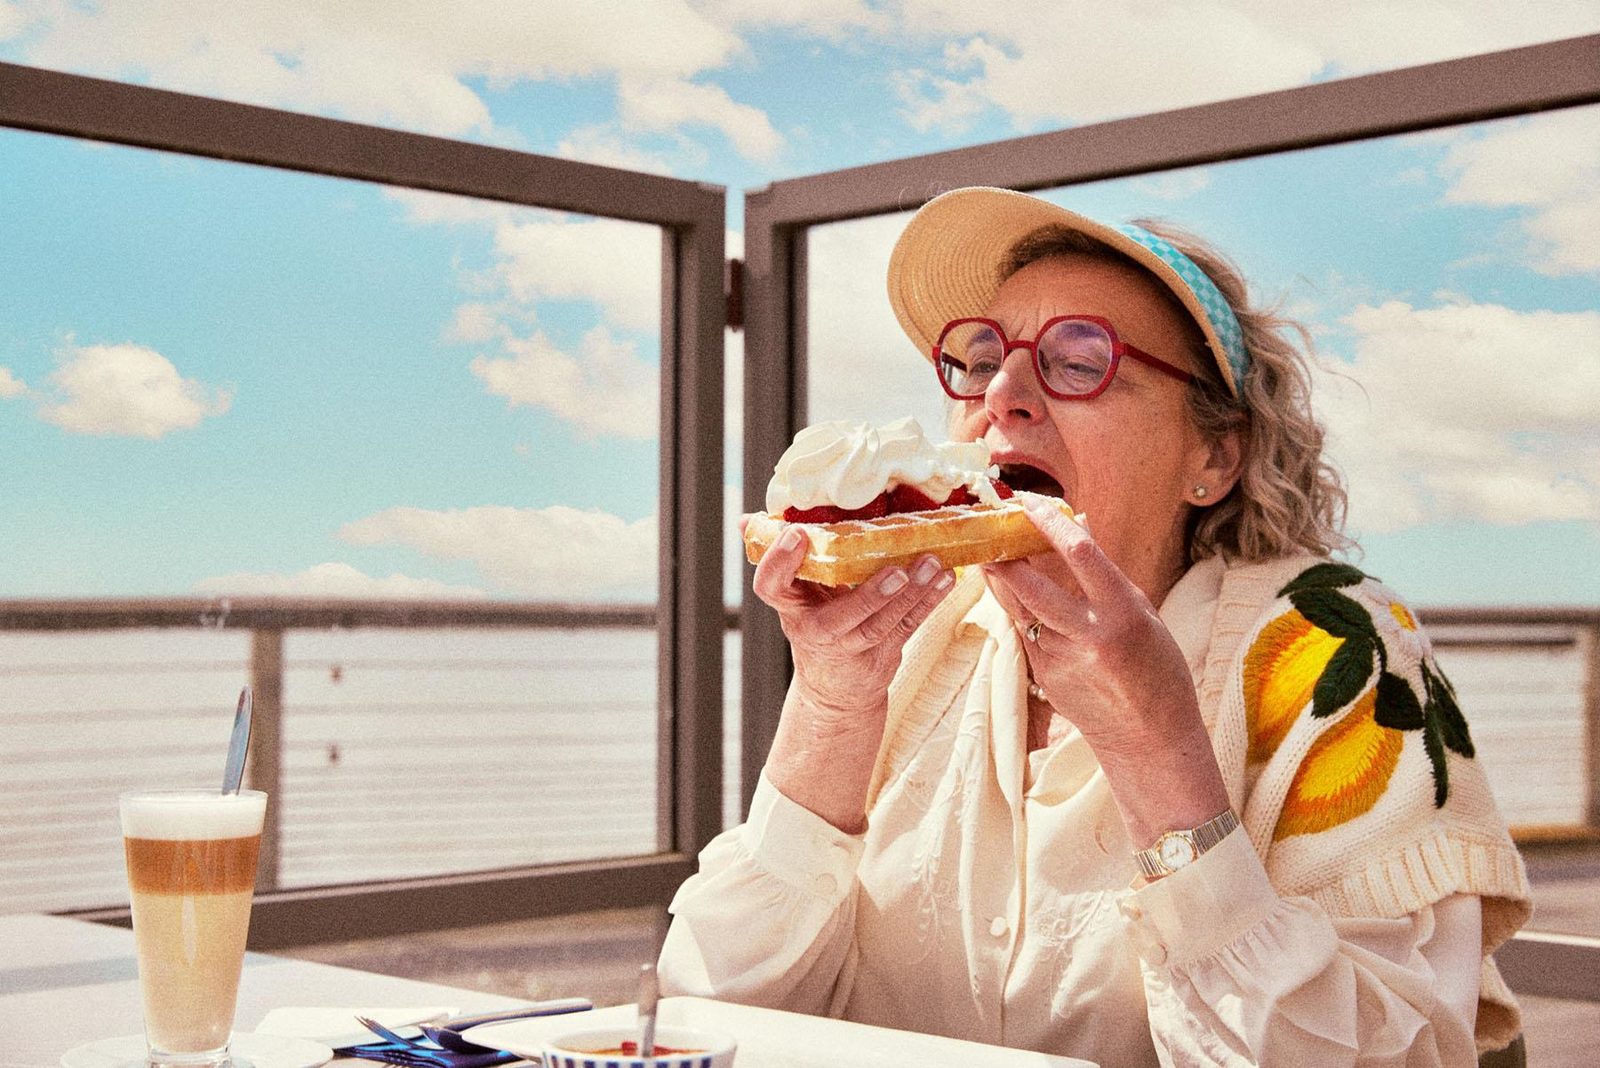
[982,497,1231,847]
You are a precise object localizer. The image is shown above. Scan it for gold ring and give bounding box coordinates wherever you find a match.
[1025,620,1043,643]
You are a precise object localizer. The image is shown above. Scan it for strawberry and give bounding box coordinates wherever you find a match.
[856,493,890,518]
[888,484,944,513]
[991,478,1014,499]
[783,492,889,523]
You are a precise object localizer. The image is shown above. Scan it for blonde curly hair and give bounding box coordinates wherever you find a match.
[1005,222,1350,563]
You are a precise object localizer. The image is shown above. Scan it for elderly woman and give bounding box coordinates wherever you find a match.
[659,187,1530,1065]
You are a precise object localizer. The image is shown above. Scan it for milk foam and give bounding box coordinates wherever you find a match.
[765,417,1001,513]
[120,790,267,840]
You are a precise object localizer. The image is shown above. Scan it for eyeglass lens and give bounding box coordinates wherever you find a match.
[938,319,1114,398]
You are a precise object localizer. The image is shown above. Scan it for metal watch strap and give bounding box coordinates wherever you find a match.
[1133,808,1240,879]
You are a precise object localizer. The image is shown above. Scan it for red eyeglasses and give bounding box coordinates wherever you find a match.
[933,315,1195,401]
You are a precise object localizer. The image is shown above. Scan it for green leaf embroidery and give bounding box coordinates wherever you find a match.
[1312,637,1374,718]
[1290,588,1380,643]
[1374,669,1425,730]
[1278,562,1372,599]
[1422,714,1451,808]
[1274,565,1480,814]
[1424,662,1475,758]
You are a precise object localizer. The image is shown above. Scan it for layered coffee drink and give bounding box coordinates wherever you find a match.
[120,790,267,1068]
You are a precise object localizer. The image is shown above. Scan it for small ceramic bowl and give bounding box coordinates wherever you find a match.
[539,1024,737,1068]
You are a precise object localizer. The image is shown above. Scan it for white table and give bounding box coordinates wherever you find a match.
[0,913,531,1065]
[474,996,1099,1068]
[3,914,1098,1068]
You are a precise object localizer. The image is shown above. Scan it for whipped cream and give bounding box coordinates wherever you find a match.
[765,417,1002,514]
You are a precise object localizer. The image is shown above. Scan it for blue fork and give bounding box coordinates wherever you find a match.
[352,1016,425,1048]
[346,1017,517,1067]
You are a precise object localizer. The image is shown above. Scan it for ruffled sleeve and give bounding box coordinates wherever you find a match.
[1123,827,1484,1065]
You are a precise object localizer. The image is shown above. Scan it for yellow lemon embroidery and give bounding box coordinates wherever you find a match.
[1244,610,1345,764]
[1389,602,1417,630]
[1274,688,1404,840]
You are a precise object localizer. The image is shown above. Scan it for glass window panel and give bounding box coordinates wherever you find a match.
[0,129,668,905]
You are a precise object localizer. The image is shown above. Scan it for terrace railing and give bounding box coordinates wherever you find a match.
[1,600,1593,928]
[0,597,740,948]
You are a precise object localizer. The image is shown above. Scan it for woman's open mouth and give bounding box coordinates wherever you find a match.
[998,463,1064,499]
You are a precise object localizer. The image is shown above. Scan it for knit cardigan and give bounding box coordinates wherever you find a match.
[870,551,1532,1052]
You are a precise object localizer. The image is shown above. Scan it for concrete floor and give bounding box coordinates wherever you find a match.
[285,904,668,1010]
[1511,841,1600,1066]
[283,840,1600,1065]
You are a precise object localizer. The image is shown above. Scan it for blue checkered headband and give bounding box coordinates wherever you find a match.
[886,187,1255,399]
[1111,223,1249,393]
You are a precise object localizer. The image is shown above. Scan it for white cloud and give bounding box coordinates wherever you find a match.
[616,75,782,163]
[1438,108,1600,276]
[555,125,680,175]
[0,1,24,40]
[0,366,25,398]
[390,191,665,440]
[490,214,662,334]
[470,324,659,440]
[194,562,486,599]
[1315,299,1600,535]
[339,503,659,601]
[1255,3,1600,73]
[386,187,523,229]
[446,301,511,344]
[392,193,665,335]
[805,211,952,435]
[38,342,231,439]
[700,0,889,39]
[889,1,1600,131]
[339,487,750,604]
[892,3,1325,130]
[892,42,1009,134]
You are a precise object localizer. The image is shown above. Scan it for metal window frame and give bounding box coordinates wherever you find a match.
[739,32,1600,810]
[0,61,725,946]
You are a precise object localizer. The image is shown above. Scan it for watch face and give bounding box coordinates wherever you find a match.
[1158,834,1197,870]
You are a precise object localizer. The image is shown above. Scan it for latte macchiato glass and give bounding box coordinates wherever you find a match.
[120,789,267,1068]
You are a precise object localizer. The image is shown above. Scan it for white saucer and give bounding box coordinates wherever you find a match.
[61,1032,333,1068]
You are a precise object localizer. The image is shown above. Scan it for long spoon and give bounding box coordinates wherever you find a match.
[636,962,659,1058]
[222,687,253,794]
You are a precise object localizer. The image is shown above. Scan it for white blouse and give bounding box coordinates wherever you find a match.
[660,563,1486,1066]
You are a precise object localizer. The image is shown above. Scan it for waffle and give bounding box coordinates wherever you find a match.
[744,490,1081,587]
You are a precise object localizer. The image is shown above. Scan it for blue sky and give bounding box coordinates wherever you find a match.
[1,2,1597,607]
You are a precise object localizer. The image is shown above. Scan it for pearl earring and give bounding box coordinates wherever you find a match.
[1193,485,1209,499]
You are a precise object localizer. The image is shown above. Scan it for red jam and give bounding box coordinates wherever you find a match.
[782,479,1009,523]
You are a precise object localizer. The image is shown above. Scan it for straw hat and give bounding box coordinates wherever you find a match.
[886,186,1248,398]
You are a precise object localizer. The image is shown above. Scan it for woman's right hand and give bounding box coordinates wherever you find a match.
[751,521,954,831]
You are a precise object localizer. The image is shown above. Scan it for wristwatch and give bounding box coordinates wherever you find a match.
[1133,809,1239,879]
